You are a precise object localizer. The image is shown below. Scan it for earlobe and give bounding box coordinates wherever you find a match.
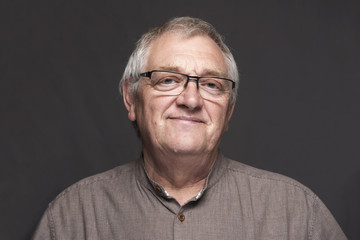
[122,81,136,122]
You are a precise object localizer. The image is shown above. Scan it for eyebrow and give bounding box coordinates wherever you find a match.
[158,66,227,78]
[159,66,180,72]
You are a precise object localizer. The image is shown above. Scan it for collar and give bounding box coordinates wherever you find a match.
[135,151,229,202]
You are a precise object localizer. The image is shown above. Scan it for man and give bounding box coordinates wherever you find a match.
[33,17,346,239]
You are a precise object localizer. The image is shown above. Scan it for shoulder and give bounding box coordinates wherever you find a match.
[222,157,318,200]
[34,160,143,239]
[50,160,138,205]
[214,156,347,239]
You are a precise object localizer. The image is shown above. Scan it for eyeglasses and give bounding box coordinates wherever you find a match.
[140,70,235,99]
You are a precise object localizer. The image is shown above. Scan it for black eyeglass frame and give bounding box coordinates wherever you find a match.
[140,70,235,89]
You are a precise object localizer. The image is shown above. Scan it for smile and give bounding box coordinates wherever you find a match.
[168,116,205,123]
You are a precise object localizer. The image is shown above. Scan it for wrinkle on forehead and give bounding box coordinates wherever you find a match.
[158,65,227,78]
[146,33,228,77]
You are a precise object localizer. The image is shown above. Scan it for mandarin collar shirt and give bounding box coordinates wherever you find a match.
[32,153,347,239]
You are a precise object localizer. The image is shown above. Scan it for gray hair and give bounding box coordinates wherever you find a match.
[120,16,239,104]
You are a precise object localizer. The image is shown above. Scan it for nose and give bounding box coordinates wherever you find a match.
[176,80,204,110]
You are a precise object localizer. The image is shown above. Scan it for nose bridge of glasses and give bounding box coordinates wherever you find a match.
[184,76,200,89]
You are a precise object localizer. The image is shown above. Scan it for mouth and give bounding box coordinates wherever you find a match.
[168,116,205,124]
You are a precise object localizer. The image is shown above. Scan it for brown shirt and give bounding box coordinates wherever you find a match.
[32,154,347,239]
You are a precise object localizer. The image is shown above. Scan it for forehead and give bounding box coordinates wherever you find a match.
[145,32,228,76]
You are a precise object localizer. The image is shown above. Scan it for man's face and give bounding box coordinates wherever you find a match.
[124,32,234,156]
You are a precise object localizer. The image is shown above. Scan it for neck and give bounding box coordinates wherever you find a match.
[143,149,218,206]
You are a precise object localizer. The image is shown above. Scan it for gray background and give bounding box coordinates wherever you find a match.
[1,0,359,239]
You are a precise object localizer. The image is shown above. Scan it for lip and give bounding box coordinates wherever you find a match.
[168,116,205,123]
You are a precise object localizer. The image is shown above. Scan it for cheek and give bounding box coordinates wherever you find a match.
[139,95,164,129]
[148,95,176,119]
[206,100,229,121]
[208,104,232,133]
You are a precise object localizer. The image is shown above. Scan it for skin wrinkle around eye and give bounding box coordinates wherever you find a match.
[145,71,233,99]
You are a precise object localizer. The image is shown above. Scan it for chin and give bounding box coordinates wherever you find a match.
[166,143,208,155]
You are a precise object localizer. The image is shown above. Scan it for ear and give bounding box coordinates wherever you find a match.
[224,103,235,132]
[122,81,136,122]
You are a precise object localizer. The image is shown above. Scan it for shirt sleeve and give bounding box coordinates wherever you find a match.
[32,208,55,240]
[310,198,347,240]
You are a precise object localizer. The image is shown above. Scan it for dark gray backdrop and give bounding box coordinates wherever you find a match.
[1,0,359,239]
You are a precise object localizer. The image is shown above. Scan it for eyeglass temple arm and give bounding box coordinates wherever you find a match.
[140,72,152,78]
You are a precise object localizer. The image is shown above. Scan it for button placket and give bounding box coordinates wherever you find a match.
[174,210,192,239]
[178,213,185,222]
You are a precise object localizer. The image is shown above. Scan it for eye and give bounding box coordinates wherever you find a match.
[153,74,183,91]
[160,78,176,85]
[200,78,223,92]
[205,82,219,89]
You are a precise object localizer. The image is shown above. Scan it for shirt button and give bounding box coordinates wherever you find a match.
[155,186,162,194]
[178,213,185,222]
